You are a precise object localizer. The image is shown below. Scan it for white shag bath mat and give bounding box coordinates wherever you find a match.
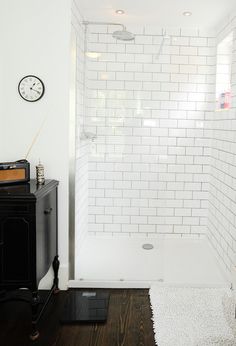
[149,286,236,346]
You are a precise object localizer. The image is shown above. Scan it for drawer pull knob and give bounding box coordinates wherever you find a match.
[44,208,52,215]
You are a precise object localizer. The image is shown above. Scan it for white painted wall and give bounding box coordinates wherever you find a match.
[0,0,72,289]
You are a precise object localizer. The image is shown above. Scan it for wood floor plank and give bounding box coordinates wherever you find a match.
[0,289,156,346]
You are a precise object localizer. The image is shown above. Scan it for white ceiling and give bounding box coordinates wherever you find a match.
[77,0,236,29]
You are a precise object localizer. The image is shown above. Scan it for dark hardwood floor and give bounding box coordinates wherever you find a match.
[0,289,156,346]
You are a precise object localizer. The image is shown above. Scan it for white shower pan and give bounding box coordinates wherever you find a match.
[70,235,229,289]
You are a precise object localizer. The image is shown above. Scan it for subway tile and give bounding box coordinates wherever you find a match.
[140,172,158,180]
[183,217,199,225]
[125,63,143,72]
[144,44,160,54]
[198,47,215,56]
[161,101,178,110]
[162,64,179,73]
[174,225,191,233]
[140,207,157,216]
[122,207,139,216]
[165,216,183,224]
[125,81,143,90]
[89,188,104,197]
[168,164,185,173]
[134,72,153,81]
[170,92,188,101]
[107,62,125,71]
[113,215,130,224]
[96,198,113,206]
[83,21,236,256]
[143,82,161,90]
[161,82,179,91]
[104,224,121,232]
[123,189,140,198]
[139,225,156,233]
[88,223,104,232]
[131,199,149,207]
[117,53,135,62]
[185,183,201,191]
[180,46,198,55]
[143,63,161,73]
[158,191,175,199]
[180,65,197,73]
[162,45,180,55]
[167,182,184,190]
[171,55,189,64]
[105,189,122,197]
[168,146,185,156]
[190,37,208,46]
[96,215,113,223]
[148,216,166,225]
[131,216,147,224]
[175,208,191,216]
[126,44,144,54]
[114,199,131,207]
[169,128,186,137]
[122,224,139,233]
[99,53,116,62]
[189,56,207,65]
[107,44,125,53]
[135,54,153,63]
[152,91,170,100]
[171,73,188,82]
[172,36,189,46]
[106,81,124,89]
[135,35,153,44]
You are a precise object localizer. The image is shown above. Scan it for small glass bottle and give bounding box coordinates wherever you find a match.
[36,160,45,185]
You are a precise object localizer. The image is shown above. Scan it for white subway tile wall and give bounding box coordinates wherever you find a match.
[207,16,236,277]
[72,1,89,253]
[85,25,216,237]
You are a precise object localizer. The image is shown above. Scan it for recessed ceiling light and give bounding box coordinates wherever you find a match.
[116,9,125,15]
[183,11,192,16]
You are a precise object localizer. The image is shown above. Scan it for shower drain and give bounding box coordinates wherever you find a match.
[142,243,154,250]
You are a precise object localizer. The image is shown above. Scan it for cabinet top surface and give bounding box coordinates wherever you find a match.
[0,180,59,200]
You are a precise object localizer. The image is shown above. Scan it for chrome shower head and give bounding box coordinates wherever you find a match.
[82,21,135,41]
[112,29,135,41]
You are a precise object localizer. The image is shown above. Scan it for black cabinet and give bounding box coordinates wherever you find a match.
[0,180,59,340]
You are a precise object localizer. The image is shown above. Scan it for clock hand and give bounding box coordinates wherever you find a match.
[31,88,41,94]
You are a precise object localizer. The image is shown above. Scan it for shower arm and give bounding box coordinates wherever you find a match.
[82,21,126,31]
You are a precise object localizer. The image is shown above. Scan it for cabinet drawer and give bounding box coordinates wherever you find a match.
[0,202,34,215]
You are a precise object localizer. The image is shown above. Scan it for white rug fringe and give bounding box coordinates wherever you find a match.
[149,286,236,346]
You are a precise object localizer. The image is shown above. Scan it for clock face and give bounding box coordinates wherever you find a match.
[18,75,45,102]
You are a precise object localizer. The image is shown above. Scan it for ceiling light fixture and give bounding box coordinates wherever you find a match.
[115,9,125,15]
[183,11,192,16]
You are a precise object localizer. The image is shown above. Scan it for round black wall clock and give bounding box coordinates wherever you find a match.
[18,75,45,102]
